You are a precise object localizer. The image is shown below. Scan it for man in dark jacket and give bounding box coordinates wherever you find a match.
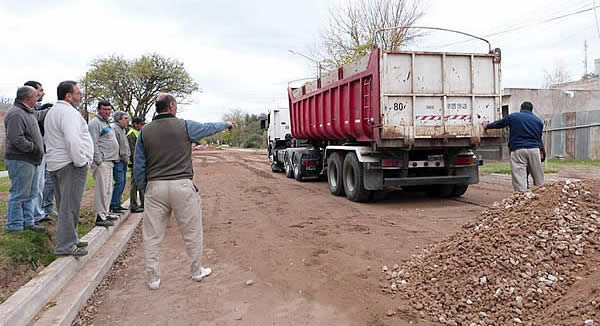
[483,101,545,192]
[4,86,49,232]
[127,116,145,213]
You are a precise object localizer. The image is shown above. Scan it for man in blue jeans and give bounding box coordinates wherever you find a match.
[4,86,50,232]
[110,111,130,213]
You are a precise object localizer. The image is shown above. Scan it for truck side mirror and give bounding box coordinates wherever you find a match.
[260,119,266,129]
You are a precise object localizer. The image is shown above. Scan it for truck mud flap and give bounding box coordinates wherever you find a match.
[383,176,471,187]
[363,167,383,191]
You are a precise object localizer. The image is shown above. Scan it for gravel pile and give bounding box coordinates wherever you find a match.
[383,180,600,326]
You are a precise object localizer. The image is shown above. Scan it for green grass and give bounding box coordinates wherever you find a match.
[0,230,55,269]
[0,177,9,192]
[481,159,600,175]
[85,172,95,190]
[0,160,5,171]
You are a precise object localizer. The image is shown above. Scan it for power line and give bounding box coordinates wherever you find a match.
[594,0,600,40]
[427,3,600,50]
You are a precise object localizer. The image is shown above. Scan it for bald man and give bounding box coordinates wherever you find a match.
[4,86,50,232]
[133,93,233,290]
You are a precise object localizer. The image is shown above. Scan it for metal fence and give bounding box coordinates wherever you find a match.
[544,110,600,160]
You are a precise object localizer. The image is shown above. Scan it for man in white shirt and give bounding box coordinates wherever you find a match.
[44,81,94,256]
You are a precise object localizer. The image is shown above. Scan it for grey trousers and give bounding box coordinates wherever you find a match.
[510,148,544,192]
[91,161,113,220]
[130,169,144,209]
[51,163,89,255]
[143,179,204,282]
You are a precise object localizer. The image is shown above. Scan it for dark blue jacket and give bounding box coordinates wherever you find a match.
[486,110,543,152]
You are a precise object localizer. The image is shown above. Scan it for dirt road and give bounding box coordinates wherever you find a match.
[87,149,515,326]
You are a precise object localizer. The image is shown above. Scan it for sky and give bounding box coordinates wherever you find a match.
[0,0,599,122]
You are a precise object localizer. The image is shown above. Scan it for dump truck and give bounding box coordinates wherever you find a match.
[265,43,503,202]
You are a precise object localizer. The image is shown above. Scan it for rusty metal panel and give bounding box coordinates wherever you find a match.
[588,110,600,160]
[446,55,471,93]
[473,56,495,94]
[565,112,576,159]
[382,96,412,126]
[414,55,443,94]
[550,114,565,158]
[445,97,471,126]
[414,97,443,135]
[575,111,590,160]
[382,53,412,94]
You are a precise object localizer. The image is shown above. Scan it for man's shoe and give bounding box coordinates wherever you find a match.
[118,206,127,211]
[106,214,119,221]
[37,215,51,223]
[56,247,88,257]
[192,267,212,282]
[95,219,114,227]
[148,279,161,290]
[110,208,124,214]
[25,224,46,232]
[46,209,58,218]
[76,241,88,248]
[131,207,144,213]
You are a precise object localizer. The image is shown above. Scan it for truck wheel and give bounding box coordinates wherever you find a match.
[327,152,344,196]
[342,152,371,202]
[453,184,469,197]
[294,158,304,182]
[271,162,282,173]
[284,157,294,178]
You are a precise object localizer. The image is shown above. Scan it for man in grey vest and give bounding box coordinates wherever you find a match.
[133,93,233,290]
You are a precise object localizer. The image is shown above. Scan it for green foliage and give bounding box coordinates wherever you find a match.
[202,109,267,148]
[82,53,199,121]
[0,159,5,171]
[0,230,55,269]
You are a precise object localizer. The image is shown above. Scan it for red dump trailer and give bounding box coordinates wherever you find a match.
[266,45,503,202]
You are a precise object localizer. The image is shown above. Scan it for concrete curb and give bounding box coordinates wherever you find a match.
[32,211,143,326]
[0,202,131,326]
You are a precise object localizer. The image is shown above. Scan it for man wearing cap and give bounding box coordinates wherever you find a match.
[134,93,233,290]
[127,116,145,213]
[88,101,119,227]
[109,111,130,214]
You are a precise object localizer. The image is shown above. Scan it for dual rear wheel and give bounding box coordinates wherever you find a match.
[327,152,371,202]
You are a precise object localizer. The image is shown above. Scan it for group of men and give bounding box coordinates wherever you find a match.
[5,81,233,290]
[4,81,146,256]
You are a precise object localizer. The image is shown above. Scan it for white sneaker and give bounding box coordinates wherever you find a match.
[192,267,212,282]
[148,278,161,290]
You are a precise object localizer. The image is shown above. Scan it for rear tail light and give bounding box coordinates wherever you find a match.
[455,156,475,166]
[382,159,403,167]
[302,160,317,166]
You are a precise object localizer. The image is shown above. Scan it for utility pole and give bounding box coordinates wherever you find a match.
[584,40,589,77]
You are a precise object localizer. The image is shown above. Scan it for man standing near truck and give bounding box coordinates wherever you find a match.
[483,101,545,192]
[134,93,233,290]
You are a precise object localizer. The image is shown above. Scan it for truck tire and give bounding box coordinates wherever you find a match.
[284,156,294,178]
[453,184,469,197]
[294,157,304,182]
[327,152,345,196]
[343,152,371,202]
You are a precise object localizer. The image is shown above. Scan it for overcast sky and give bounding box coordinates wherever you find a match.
[0,0,598,122]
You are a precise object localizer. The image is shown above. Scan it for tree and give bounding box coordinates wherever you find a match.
[320,0,424,67]
[542,62,571,89]
[82,53,199,120]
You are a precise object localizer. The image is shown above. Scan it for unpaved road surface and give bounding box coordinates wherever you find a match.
[88,149,519,326]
